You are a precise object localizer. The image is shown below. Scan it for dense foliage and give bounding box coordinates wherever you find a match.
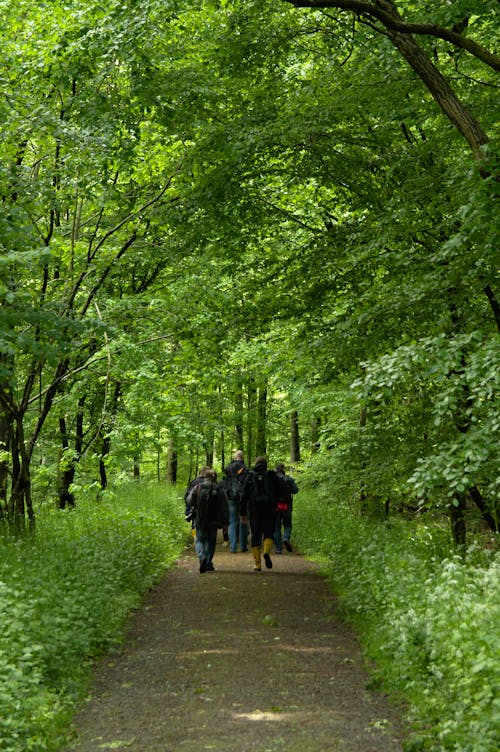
[294,472,500,752]
[0,1,498,747]
[0,0,497,540]
[0,484,185,752]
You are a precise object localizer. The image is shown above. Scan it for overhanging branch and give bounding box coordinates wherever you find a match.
[283,0,500,71]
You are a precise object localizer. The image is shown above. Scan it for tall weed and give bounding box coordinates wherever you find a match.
[294,483,499,752]
[0,482,186,752]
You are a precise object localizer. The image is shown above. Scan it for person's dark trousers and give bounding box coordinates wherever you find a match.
[195,525,217,571]
[250,505,275,570]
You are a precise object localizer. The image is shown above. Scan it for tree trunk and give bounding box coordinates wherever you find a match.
[7,417,35,531]
[484,285,500,334]
[286,0,491,165]
[290,410,300,464]
[311,415,321,453]
[385,24,489,162]
[58,417,76,509]
[97,380,122,490]
[100,436,110,489]
[0,406,12,518]
[468,485,498,533]
[234,380,244,454]
[57,396,85,509]
[256,383,267,457]
[167,438,178,483]
[247,378,257,463]
[204,430,214,467]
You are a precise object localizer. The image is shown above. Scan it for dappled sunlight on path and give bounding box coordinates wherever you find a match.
[66,539,404,752]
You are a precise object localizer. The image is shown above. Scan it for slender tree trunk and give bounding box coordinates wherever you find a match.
[97,380,122,490]
[311,415,321,453]
[234,380,244,453]
[205,431,214,467]
[100,436,110,489]
[256,383,267,456]
[0,408,12,518]
[290,410,300,464]
[220,428,225,471]
[218,385,225,469]
[247,379,257,464]
[58,417,76,509]
[167,437,178,483]
[484,285,500,334]
[57,396,85,509]
[469,485,498,533]
[7,417,35,531]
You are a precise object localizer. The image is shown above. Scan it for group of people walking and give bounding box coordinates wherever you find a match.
[184,451,298,574]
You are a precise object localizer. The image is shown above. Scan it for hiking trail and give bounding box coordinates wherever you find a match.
[66,541,404,752]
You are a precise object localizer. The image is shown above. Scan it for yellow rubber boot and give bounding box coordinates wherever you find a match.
[263,538,273,569]
[252,546,262,571]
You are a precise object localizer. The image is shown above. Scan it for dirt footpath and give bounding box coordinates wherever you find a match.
[66,541,405,752]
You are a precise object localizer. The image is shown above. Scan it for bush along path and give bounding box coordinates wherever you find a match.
[65,541,405,752]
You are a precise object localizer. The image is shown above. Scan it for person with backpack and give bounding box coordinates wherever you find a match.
[274,462,299,554]
[223,450,249,554]
[240,456,282,572]
[189,469,229,573]
[184,466,210,541]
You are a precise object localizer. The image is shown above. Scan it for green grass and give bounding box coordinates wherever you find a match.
[0,482,187,752]
[294,483,500,752]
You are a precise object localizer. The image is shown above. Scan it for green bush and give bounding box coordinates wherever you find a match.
[0,482,186,752]
[294,483,500,752]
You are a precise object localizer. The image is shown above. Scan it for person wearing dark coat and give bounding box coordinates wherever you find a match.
[184,466,210,542]
[274,462,299,553]
[240,456,281,572]
[190,469,229,573]
[223,450,249,553]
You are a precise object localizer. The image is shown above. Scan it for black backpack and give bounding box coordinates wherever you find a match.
[277,475,292,505]
[252,471,273,505]
[227,465,248,501]
[195,481,218,526]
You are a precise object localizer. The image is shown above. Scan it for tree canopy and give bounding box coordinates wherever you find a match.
[0,0,498,540]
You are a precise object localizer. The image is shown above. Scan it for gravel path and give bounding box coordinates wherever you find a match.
[66,539,405,752]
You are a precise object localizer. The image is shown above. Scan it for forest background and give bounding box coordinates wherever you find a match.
[0,1,498,751]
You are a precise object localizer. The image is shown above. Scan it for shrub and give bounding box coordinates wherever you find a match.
[0,482,186,752]
[294,483,500,752]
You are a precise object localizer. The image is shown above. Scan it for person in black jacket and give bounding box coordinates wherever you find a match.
[190,469,229,573]
[274,462,299,553]
[223,450,249,553]
[184,466,210,542]
[240,456,281,572]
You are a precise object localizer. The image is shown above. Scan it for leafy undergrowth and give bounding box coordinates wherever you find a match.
[0,482,186,752]
[294,483,500,752]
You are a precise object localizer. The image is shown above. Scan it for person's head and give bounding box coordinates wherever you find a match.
[205,468,217,481]
[199,465,211,477]
[234,450,244,462]
[275,462,285,474]
[254,455,267,470]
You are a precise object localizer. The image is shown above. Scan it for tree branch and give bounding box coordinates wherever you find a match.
[283,0,500,71]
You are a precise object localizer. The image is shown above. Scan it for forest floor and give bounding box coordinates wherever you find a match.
[65,537,406,752]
